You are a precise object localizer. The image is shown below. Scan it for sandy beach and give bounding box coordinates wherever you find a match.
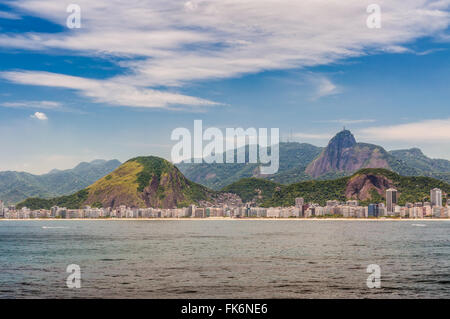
[0,217,448,221]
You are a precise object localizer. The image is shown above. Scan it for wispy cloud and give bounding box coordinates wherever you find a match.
[0,0,448,109]
[359,118,450,142]
[310,75,341,100]
[0,10,21,20]
[293,132,333,140]
[314,119,376,125]
[0,71,221,109]
[0,99,89,114]
[1,100,62,109]
[414,48,447,56]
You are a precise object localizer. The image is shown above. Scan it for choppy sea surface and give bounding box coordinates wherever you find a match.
[0,220,449,298]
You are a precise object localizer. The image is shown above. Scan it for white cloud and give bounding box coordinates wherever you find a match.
[359,118,450,142]
[0,11,21,20]
[184,1,198,12]
[317,78,339,98]
[31,111,48,120]
[308,75,341,100]
[0,71,220,109]
[1,100,62,109]
[0,0,449,108]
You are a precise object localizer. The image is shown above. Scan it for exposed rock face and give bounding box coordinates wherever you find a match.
[305,130,390,178]
[141,167,192,208]
[345,172,394,201]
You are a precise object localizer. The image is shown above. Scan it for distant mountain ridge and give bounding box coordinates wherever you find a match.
[177,142,323,189]
[0,159,121,205]
[177,130,450,188]
[17,162,449,210]
[389,148,450,173]
[5,130,450,207]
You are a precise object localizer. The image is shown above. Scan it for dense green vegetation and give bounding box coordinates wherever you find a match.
[388,174,449,205]
[17,189,89,210]
[265,175,350,207]
[131,156,214,205]
[426,172,450,184]
[222,178,284,203]
[131,156,174,192]
[263,166,312,184]
[390,148,450,173]
[225,168,450,207]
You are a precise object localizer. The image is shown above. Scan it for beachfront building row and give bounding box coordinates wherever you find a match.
[0,188,448,219]
[1,201,450,219]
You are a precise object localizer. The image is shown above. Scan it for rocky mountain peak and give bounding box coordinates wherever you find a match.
[328,129,357,149]
[305,129,389,178]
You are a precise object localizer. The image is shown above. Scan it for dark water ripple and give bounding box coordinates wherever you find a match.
[0,220,449,298]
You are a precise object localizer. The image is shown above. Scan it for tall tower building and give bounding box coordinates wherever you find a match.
[295,198,304,208]
[368,204,379,217]
[430,188,442,207]
[386,188,398,213]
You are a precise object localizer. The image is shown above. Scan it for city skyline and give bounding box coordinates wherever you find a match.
[2,187,448,219]
[0,1,449,174]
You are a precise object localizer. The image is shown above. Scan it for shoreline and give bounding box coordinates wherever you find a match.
[0,217,448,222]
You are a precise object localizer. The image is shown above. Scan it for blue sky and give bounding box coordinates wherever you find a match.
[0,0,449,174]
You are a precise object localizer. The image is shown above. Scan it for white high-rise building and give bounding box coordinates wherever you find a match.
[386,188,398,213]
[431,188,442,207]
[295,198,304,208]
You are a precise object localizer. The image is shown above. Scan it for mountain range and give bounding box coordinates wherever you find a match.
[18,162,449,210]
[176,142,322,189]
[5,129,450,209]
[177,130,450,189]
[0,159,121,205]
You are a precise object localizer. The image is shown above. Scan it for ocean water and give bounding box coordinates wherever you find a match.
[0,220,449,299]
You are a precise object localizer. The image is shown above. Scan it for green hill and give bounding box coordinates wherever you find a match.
[18,156,215,210]
[221,178,284,204]
[224,168,449,207]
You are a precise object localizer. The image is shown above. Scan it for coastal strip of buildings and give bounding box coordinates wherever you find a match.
[1,188,449,219]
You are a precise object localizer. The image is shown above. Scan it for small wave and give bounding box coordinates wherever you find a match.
[42,226,69,229]
[411,224,426,227]
[99,258,126,261]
